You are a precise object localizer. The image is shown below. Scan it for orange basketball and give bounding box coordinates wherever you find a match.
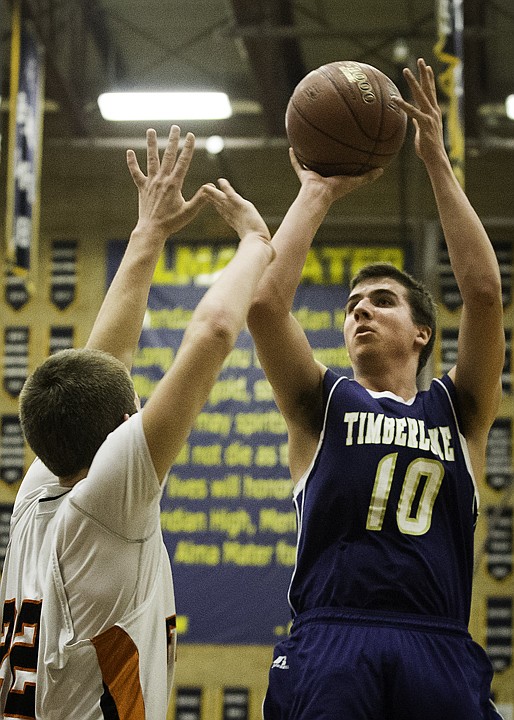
[285,60,407,176]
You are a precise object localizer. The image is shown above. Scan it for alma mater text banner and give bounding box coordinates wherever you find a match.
[108,241,405,644]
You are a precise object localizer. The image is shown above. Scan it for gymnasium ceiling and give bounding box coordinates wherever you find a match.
[1,0,514,237]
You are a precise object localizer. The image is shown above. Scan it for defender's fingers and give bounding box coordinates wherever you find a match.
[146,128,160,175]
[216,178,239,196]
[169,131,196,180]
[188,186,211,211]
[126,149,146,187]
[202,183,230,207]
[160,125,184,174]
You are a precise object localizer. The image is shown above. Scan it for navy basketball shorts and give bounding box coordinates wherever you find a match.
[263,607,503,720]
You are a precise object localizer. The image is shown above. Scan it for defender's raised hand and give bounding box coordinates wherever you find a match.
[204,178,274,255]
[126,125,208,237]
[87,125,208,369]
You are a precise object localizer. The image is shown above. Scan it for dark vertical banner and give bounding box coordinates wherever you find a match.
[4,0,45,308]
[0,0,4,165]
[2,326,29,397]
[0,415,25,484]
[434,0,465,188]
[0,505,14,566]
[108,241,407,645]
[50,240,78,309]
[223,688,249,720]
[486,418,513,492]
[486,507,513,581]
[175,688,202,720]
[487,597,513,673]
[48,326,74,355]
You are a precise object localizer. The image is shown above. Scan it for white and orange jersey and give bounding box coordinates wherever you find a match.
[0,413,176,720]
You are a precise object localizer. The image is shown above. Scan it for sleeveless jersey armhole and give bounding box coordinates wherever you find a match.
[293,371,346,500]
[434,375,480,513]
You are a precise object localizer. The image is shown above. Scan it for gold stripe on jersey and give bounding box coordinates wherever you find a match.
[92,625,145,719]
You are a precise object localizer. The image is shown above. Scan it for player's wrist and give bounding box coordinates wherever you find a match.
[241,232,276,262]
[130,221,169,244]
[298,178,337,207]
[422,148,453,175]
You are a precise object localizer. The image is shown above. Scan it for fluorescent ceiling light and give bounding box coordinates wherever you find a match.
[506,95,514,120]
[97,92,232,121]
[205,135,225,154]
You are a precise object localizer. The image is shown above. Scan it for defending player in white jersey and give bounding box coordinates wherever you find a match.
[0,126,275,719]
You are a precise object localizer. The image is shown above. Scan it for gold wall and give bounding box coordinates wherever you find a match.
[0,145,512,717]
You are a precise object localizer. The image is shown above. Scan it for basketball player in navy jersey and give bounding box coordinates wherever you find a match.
[206,58,505,719]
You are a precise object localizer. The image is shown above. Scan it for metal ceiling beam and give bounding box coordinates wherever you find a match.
[223,25,436,39]
[6,0,125,137]
[77,0,127,82]
[46,126,514,153]
[228,0,307,136]
[222,23,511,39]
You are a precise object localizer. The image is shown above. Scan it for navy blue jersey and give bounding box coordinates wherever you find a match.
[288,369,479,625]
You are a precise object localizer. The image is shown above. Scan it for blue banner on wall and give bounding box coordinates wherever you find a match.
[108,240,406,644]
[4,7,44,308]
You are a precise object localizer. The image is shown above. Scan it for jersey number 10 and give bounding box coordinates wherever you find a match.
[366,453,444,535]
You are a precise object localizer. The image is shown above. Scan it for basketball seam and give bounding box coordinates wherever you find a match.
[319,65,379,145]
[317,65,384,173]
[289,97,396,158]
[328,65,400,144]
[370,66,385,164]
[373,70,400,145]
[323,64,404,144]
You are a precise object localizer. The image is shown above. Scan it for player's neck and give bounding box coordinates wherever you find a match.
[353,364,418,402]
[59,468,88,487]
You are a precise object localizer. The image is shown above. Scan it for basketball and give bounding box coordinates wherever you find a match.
[285,60,407,176]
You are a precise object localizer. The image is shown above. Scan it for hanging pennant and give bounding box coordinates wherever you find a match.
[0,415,25,485]
[438,240,462,311]
[487,597,513,673]
[49,326,74,355]
[0,505,14,566]
[223,688,249,720]
[175,688,201,720]
[2,326,29,397]
[486,419,513,491]
[487,507,513,580]
[440,328,459,375]
[50,240,78,310]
